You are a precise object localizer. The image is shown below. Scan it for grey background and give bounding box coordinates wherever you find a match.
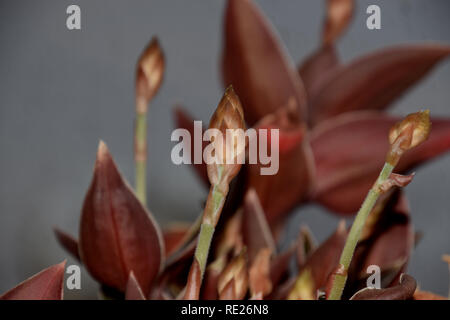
[0,0,449,299]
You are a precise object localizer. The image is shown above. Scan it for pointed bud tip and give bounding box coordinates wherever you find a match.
[97,140,109,159]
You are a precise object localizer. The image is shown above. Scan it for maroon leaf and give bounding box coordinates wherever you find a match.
[125,272,146,300]
[270,245,296,288]
[173,107,209,186]
[310,45,450,124]
[350,274,417,300]
[243,189,276,262]
[79,141,164,295]
[344,191,413,296]
[0,261,66,300]
[311,111,450,214]
[54,228,80,261]
[299,45,340,107]
[222,0,307,126]
[296,225,317,268]
[247,105,315,225]
[163,224,190,257]
[300,221,347,292]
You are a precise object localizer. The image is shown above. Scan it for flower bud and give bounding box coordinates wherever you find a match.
[218,249,248,300]
[136,37,165,113]
[387,110,431,166]
[206,86,246,189]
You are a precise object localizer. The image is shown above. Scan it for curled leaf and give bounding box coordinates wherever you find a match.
[377,173,415,194]
[79,141,164,295]
[296,225,317,268]
[350,274,417,300]
[0,261,66,300]
[222,0,307,126]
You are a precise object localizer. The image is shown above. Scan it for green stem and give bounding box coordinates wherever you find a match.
[328,162,394,300]
[135,112,147,205]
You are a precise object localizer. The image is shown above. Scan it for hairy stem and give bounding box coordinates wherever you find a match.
[328,162,394,300]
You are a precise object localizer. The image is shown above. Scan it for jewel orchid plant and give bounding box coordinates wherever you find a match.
[1,0,450,301]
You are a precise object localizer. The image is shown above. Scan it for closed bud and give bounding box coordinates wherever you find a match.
[218,249,248,300]
[387,110,431,166]
[206,86,246,189]
[136,37,165,113]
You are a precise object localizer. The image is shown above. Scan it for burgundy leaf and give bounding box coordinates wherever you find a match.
[79,141,164,295]
[222,0,307,126]
[163,224,190,257]
[300,221,347,292]
[243,189,276,262]
[310,45,450,124]
[247,105,315,225]
[311,111,450,214]
[173,107,209,186]
[345,191,413,296]
[350,274,417,300]
[54,227,80,261]
[270,245,296,288]
[125,271,146,300]
[296,225,317,268]
[0,261,66,300]
[299,45,340,106]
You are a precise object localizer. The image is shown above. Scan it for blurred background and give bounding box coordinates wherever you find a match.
[0,0,449,299]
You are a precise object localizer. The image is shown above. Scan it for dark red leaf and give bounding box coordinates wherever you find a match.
[163,224,190,257]
[247,106,315,225]
[310,45,450,124]
[0,261,66,300]
[125,271,146,300]
[54,228,80,261]
[222,0,307,126]
[243,189,276,262]
[79,141,164,295]
[311,112,450,214]
[300,221,347,292]
[173,107,209,186]
[299,45,340,107]
[351,274,417,300]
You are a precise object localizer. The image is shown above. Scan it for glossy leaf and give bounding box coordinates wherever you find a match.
[0,261,66,300]
[310,45,450,124]
[222,0,307,126]
[311,111,450,214]
[125,272,146,300]
[79,141,164,295]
